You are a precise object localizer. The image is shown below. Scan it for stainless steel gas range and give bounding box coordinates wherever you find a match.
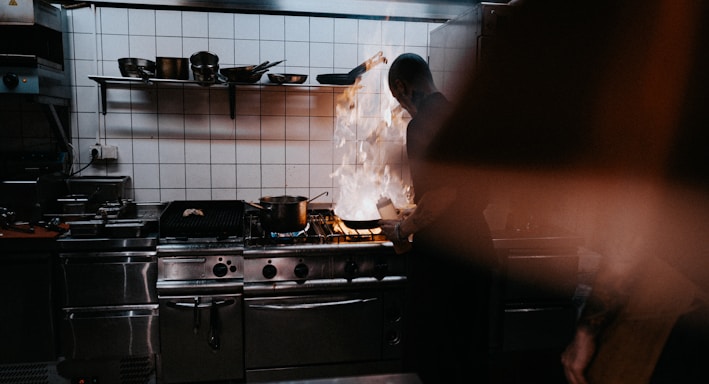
[241,204,407,382]
[154,200,408,383]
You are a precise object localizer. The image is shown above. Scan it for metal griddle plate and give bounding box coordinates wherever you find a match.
[159,200,244,238]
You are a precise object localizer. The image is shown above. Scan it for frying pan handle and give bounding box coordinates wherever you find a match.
[254,59,285,72]
[348,51,387,79]
[137,67,152,83]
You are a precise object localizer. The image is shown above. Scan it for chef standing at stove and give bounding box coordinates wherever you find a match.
[381,53,495,384]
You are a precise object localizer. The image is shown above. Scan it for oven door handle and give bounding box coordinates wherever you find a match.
[64,305,159,319]
[160,257,206,263]
[193,297,201,333]
[165,298,236,334]
[249,297,377,310]
[60,252,156,264]
[166,298,236,309]
[208,301,220,351]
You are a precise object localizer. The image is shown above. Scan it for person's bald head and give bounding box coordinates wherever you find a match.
[388,53,434,91]
[388,53,438,116]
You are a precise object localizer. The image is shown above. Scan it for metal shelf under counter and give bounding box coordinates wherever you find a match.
[491,226,584,250]
[88,75,348,119]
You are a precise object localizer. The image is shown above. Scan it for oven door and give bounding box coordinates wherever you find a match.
[159,294,244,384]
[245,290,404,370]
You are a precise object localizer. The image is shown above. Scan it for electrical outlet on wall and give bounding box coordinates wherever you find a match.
[101,144,118,159]
[90,144,118,160]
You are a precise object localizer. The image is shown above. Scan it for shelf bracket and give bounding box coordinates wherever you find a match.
[228,84,236,119]
[97,79,107,115]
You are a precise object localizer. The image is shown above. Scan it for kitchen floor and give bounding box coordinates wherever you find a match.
[257,373,422,384]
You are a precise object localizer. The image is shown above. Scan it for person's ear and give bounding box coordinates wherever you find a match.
[394,79,407,95]
[403,82,417,102]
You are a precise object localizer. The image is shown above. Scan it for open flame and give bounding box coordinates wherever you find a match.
[363,51,387,71]
[331,51,412,220]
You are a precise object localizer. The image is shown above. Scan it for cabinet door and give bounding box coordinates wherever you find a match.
[159,295,244,383]
[503,250,579,303]
[0,252,56,363]
[502,306,577,351]
[59,252,157,306]
[244,293,383,368]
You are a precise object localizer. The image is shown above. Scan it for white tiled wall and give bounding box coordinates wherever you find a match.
[64,6,442,203]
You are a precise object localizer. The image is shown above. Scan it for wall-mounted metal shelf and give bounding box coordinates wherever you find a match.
[89,75,347,119]
[62,0,472,22]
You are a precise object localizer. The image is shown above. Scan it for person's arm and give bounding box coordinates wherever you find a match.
[562,251,640,384]
[562,272,629,384]
[561,326,595,384]
[379,186,457,242]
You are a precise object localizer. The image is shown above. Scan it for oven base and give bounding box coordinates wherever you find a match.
[0,362,64,384]
[57,355,157,384]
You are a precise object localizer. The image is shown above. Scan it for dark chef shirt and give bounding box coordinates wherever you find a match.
[405,91,451,203]
[406,91,493,259]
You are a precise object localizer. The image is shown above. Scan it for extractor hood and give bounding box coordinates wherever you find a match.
[59,0,485,21]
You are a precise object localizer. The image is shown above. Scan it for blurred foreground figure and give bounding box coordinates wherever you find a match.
[425,0,709,383]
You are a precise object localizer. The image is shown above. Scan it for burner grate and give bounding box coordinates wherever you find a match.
[244,210,387,245]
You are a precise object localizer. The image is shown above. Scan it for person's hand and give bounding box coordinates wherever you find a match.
[378,219,401,241]
[378,219,412,254]
[561,327,596,384]
[399,207,415,219]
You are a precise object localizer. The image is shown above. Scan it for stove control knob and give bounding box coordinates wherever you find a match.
[344,260,359,279]
[294,263,309,279]
[3,73,19,89]
[262,264,277,279]
[373,261,388,280]
[213,263,228,277]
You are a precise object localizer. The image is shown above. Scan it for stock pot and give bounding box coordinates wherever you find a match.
[247,192,327,233]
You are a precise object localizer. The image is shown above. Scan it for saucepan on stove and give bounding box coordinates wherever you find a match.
[339,217,380,230]
[246,191,328,233]
[334,206,381,230]
[333,194,389,230]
